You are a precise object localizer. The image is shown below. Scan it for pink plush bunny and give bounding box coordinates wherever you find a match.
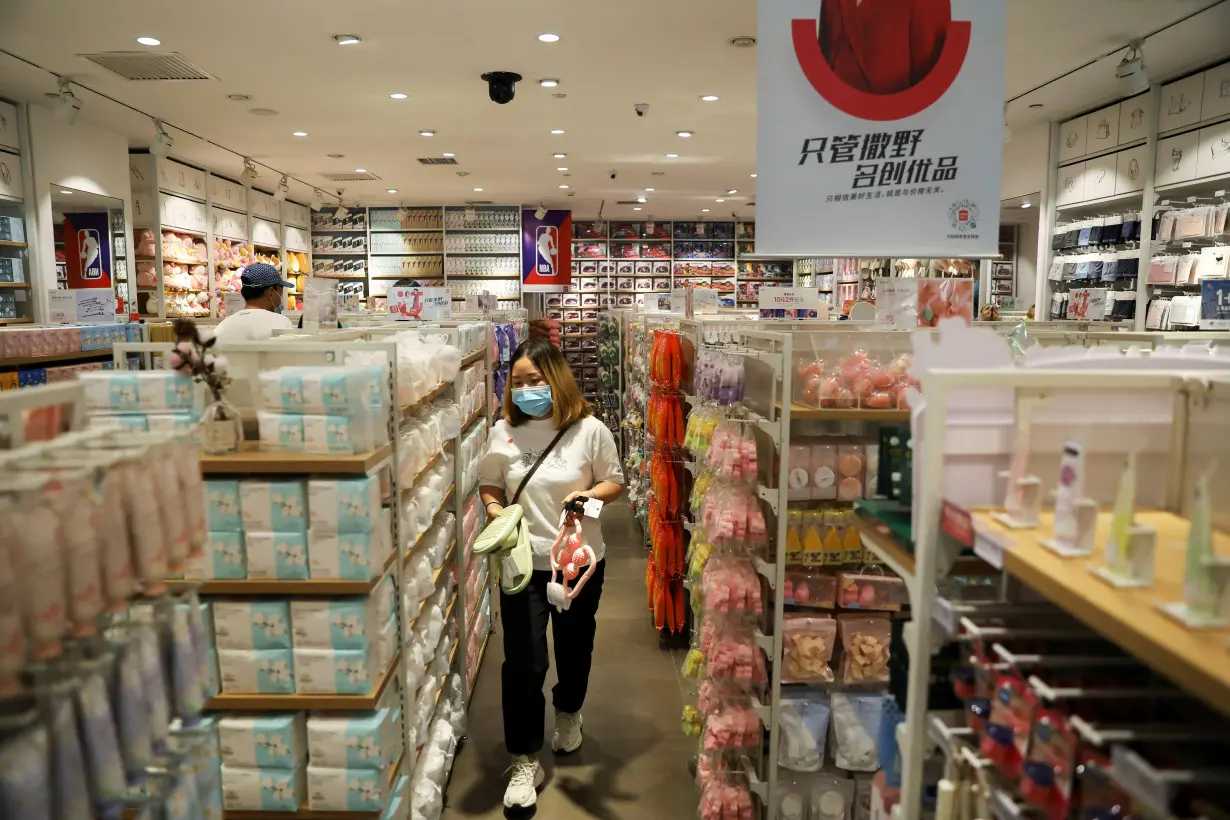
[548,515,597,600]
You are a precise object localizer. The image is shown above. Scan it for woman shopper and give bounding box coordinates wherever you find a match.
[477,338,624,810]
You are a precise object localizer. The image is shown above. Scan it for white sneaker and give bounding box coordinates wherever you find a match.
[552,710,583,754]
[503,755,545,809]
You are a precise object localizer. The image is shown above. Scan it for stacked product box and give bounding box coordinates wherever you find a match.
[77,370,202,432]
[256,365,390,455]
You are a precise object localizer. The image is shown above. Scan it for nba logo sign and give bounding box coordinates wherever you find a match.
[79,228,103,279]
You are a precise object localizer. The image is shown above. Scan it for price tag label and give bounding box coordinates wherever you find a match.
[973,528,1012,570]
[933,597,957,636]
[582,498,604,519]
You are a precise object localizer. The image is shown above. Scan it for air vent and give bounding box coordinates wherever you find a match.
[615,200,642,205]
[80,52,214,81]
[417,157,458,166]
[466,200,494,206]
[320,171,382,182]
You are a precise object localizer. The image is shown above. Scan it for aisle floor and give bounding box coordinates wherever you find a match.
[444,504,698,819]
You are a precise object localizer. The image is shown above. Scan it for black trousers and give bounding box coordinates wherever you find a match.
[500,560,606,756]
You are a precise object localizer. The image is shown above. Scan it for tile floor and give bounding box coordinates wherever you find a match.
[444,504,698,819]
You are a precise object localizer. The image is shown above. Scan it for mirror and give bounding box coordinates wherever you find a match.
[50,185,126,314]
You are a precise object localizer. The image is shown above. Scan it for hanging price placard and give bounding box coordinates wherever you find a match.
[1201,280,1230,329]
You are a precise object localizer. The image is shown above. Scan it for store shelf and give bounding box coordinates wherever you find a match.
[973,509,1230,718]
[205,650,401,712]
[461,405,485,432]
[1055,190,1144,213]
[780,402,911,422]
[0,240,27,249]
[402,381,449,414]
[461,348,487,367]
[170,550,396,597]
[136,254,205,266]
[0,318,33,325]
[0,282,28,289]
[222,751,403,819]
[198,442,393,476]
[407,486,457,558]
[0,350,116,367]
[852,510,916,581]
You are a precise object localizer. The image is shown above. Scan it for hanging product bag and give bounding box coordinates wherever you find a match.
[473,423,574,595]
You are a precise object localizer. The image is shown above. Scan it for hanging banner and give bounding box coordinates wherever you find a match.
[387,286,451,320]
[522,209,572,292]
[62,213,113,289]
[756,0,1006,258]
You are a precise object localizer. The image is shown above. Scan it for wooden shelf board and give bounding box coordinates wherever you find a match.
[170,549,396,596]
[461,406,486,432]
[0,282,29,289]
[401,380,449,414]
[199,442,392,476]
[0,349,115,367]
[781,402,911,422]
[461,348,487,366]
[206,650,400,712]
[852,512,916,579]
[973,509,1230,718]
[0,318,33,325]
[406,485,458,561]
[0,240,27,249]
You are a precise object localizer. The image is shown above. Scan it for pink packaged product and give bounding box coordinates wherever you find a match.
[700,557,763,615]
[837,572,905,611]
[783,570,837,608]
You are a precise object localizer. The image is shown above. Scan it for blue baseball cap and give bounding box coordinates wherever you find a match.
[241,262,294,289]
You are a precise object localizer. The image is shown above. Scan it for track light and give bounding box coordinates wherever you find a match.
[54,78,81,125]
[311,189,324,211]
[1116,41,1150,95]
[273,175,288,202]
[534,203,547,219]
[240,158,258,186]
[151,119,173,158]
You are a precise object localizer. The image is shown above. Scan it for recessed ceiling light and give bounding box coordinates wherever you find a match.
[136,36,161,46]
[473,187,484,192]
[390,93,408,100]
[442,152,456,158]
[701,208,710,213]
[666,153,679,158]
[700,95,719,102]
[729,36,757,47]
[716,198,725,202]
[387,188,398,194]
[677,130,694,138]
[636,197,647,203]
[539,79,560,88]
[726,189,738,195]
[751,173,757,178]
[538,33,560,42]
[550,129,565,135]
[292,131,308,137]
[559,184,570,189]
[59,189,73,194]
[553,153,566,159]
[633,207,642,211]
[334,34,362,45]
[645,188,655,192]
[419,130,435,137]
[557,167,568,171]
[355,168,367,173]
[1021,202,1032,208]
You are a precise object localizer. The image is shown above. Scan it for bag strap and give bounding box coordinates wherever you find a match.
[510,423,574,506]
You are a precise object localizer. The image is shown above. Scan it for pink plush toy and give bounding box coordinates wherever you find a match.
[549,515,597,600]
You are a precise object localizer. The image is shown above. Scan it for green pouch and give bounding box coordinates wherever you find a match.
[497,519,534,595]
[473,505,522,555]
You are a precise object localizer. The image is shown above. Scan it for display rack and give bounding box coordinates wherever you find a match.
[129,152,312,320]
[0,98,32,325]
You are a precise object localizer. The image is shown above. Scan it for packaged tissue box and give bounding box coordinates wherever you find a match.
[204,480,242,531]
[212,601,292,650]
[218,649,295,694]
[308,477,382,533]
[258,411,379,455]
[219,714,307,768]
[246,532,310,580]
[258,365,387,416]
[291,598,382,651]
[240,480,308,532]
[306,709,399,771]
[146,412,201,437]
[307,765,390,812]
[78,372,197,413]
[221,764,306,812]
[292,647,383,695]
[189,531,245,580]
[308,528,391,581]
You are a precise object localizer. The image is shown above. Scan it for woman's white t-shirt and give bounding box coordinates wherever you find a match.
[211,309,292,343]
[478,415,624,570]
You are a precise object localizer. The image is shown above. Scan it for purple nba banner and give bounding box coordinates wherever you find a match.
[521,209,572,293]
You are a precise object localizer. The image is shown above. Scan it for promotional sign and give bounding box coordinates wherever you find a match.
[917,279,973,326]
[875,278,918,328]
[1066,287,1108,321]
[47,289,115,325]
[757,0,1006,257]
[1201,280,1230,329]
[671,287,721,317]
[387,286,451,320]
[464,293,498,312]
[758,286,828,319]
[522,209,572,292]
[222,292,245,317]
[61,213,113,289]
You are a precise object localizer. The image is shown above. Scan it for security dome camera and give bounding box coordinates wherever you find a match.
[609,171,618,180]
[481,71,523,105]
[635,103,649,118]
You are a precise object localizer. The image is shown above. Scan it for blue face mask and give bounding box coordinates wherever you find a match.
[512,385,553,417]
